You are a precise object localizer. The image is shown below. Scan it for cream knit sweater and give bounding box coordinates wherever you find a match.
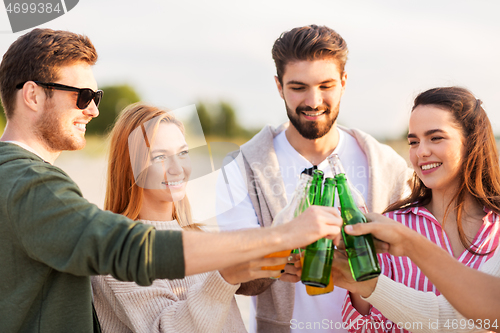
[364,248,500,333]
[91,220,247,333]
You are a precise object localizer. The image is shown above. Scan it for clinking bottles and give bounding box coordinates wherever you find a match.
[301,171,335,290]
[262,172,313,271]
[328,154,381,282]
[304,177,336,295]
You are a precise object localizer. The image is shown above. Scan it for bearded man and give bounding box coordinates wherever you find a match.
[216,25,412,333]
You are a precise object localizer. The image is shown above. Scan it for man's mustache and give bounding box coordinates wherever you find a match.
[296,106,330,113]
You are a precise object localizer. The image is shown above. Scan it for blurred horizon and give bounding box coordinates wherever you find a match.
[1,0,499,140]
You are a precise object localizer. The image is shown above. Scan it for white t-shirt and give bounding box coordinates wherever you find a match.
[216,127,369,333]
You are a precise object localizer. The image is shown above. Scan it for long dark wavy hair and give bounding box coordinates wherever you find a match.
[385,87,500,254]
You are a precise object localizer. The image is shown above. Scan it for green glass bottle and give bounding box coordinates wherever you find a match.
[301,173,335,288]
[328,154,381,282]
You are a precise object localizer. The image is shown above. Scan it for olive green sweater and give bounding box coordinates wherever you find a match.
[0,142,184,332]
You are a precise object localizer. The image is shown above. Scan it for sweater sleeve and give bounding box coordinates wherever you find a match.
[92,271,240,333]
[342,253,397,333]
[7,163,184,284]
[363,251,500,333]
[364,275,488,333]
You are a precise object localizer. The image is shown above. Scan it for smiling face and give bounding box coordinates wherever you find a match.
[142,122,191,204]
[408,105,465,193]
[33,63,99,152]
[276,58,346,140]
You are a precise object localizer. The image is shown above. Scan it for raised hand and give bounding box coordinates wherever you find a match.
[282,206,343,250]
[344,212,410,257]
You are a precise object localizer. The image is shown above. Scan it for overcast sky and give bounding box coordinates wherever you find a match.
[1,0,499,139]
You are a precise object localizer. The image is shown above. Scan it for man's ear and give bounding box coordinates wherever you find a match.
[340,71,347,97]
[274,76,284,100]
[20,81,44,112]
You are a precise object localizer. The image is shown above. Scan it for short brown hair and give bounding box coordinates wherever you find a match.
[0,28,97,119]
[272,25,348,84]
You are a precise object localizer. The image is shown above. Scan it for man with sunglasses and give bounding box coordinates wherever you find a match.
[0,28,344,333]
[16,81,103,109]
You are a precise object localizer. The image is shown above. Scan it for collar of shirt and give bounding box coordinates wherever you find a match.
[278,127,346,170]
[4,141,49,164]
[391,205,499,260]
[399,205,494,226]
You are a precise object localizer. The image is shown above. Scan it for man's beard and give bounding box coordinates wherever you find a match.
[34,100,86,152]
[286,102,339,140]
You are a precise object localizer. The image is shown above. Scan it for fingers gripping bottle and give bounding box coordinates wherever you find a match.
[262,172,313,271]
[328,154,381,281]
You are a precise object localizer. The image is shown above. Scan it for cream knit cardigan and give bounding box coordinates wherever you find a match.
[91,220,247,333]
[365,248,500,333]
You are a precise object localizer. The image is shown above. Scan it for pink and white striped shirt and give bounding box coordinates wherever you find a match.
[342,206,500,333]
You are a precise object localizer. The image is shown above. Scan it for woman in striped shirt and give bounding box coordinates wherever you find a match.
[341,87,500,333]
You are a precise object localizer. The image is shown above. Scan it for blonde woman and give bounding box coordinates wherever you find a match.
[91,103,287,333]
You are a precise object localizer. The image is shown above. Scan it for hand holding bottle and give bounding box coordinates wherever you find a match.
[329,153,381,282]
[262,170,343,276]
[220,256,289,285]
[329,212,419,310]
[279,252,302,283]
[330,246,378,298]
[278,205,343,248]
[344,212,414,257]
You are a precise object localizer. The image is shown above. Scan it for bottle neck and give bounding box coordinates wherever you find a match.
[271,174,312,227]
[293,174,313,216]
[313,181,322,205]
[335,174,358,210]
[321,181,335,207]
[328,153,345,176]
[293,174,312,203]
[295,174,312,196]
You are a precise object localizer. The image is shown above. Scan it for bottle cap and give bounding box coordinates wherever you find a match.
[313,169,324,179]
[301,167,315,176]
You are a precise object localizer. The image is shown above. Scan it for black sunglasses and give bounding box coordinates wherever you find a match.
[16,81,103,109]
